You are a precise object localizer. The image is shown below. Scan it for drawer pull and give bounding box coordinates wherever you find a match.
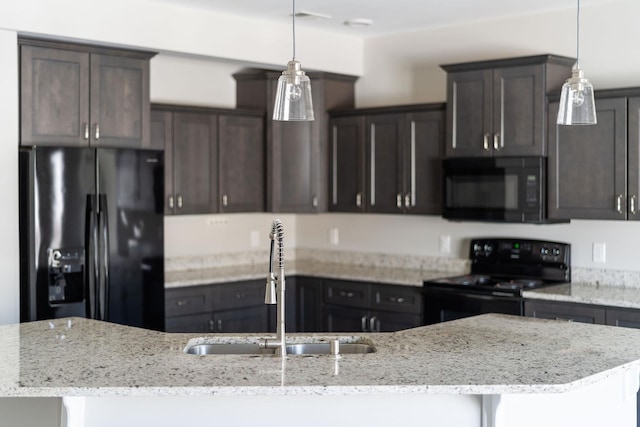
[389,297,405,304]
[361,316,367,332]
[235,293,246,300]
[339,291,355,298]
[209,320,215,332]
[175,299,190,307]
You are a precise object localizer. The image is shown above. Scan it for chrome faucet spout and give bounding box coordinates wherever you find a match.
[261,219,286,357]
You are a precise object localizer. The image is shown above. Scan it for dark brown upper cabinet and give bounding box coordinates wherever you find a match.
[234,70,357,213]
[329,104,445,215]
[151,104,264,215]
[442,55,574,158]
[20,38,154,148]
[548,89,640,221]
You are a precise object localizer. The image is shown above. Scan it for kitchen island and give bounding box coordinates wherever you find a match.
[2,314,640,427]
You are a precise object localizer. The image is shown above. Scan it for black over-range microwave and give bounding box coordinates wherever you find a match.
[442,156,565,224]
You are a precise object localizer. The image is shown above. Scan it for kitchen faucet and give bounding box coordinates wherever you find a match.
[260,219,286,357]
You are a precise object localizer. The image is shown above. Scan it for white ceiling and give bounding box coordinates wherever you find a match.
[145,0,616,38]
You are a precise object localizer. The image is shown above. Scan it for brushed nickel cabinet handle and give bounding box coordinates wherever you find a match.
[370,316,378,332]
[356,192,362,208]
[616,195,623,214]
[339,291,355,298]
[483,133,490,151]
[361,316,367,332]
[217,319,223,331]
[175,299,189,306]
[168,196,174,209]
[177,195,183,209]
[405,193,411,209]
[209,320,215,332]
[222,195,228,207]
[396,193,403,209]
[94,124,100,141]
[83,123,89,140]
[493,133,500,151]
[312,195,318,208]
[631,195,637,215]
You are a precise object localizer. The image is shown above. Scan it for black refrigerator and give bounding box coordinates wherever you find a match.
[19,146,165,331]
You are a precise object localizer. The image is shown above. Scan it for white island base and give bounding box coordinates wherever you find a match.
[54,366,638,427]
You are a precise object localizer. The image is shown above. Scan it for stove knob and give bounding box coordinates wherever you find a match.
[540,246,549,256]
[552,247,561,256]
[473,243,483,253]
[483,243,494,255]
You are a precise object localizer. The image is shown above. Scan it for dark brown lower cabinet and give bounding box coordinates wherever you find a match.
[322,279,422,332]
[165,280,270,333]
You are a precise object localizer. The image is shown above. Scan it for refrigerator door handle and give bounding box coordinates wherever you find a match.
[85,194,99,320]
[99,194,110,321]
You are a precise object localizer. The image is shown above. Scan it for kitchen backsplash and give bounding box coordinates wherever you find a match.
[166,249,640,289]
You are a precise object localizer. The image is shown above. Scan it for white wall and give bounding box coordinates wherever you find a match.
[357,0,640,106]
[0,30,19,325]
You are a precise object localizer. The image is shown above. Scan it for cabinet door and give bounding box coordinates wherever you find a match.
[329,116,366,212]
[366,114,405,213]
[371,284,422,315]
[445,69,493,157]
[370,311,422,332]
[605,307,640,329]
[165,313,213,333]
[20,45,90,146]
[270,120,324,213]
[524,300,606,324]
[151,110,174,214]
[406,110,444,214]
[212,306,270,333]
[493,64,545,156]
[295,277,323,333]
[323,305,368,332]
[165,286,212,317]
[628,97,640,220]
[218,114,264,212]
[90,53,150,148]
[548,98,627,220]
[172,112,218,214]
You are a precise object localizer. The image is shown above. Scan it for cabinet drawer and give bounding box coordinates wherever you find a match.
[165,286,212,317]
[524,300,606,324]
[605,307,640,329]
[324,280,371,309]
[165,313,213,333]
[372,284,422,314]
[214,280,265,310]
[212,306,270,333]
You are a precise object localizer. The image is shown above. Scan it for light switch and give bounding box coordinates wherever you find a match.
[593,242,606,263]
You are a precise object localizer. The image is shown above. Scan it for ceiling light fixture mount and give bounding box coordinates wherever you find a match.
[557,0,596,125]
[272,0,314,121]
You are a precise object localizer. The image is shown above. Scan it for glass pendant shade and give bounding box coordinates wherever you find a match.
[273,60,314,121]
[557,66,597,125]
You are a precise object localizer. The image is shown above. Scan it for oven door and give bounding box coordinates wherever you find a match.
[423,287,523,325]
[442,156,545,223]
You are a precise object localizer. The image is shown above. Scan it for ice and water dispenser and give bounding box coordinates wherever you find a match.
[47,248,84,305]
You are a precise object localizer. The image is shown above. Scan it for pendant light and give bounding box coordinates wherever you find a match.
[557,0,597,125]
[272,0,314,121]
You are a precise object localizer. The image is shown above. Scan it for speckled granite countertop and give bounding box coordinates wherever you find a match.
[524,283,640,309]
[165,259,453,288]
[4,314,640,398]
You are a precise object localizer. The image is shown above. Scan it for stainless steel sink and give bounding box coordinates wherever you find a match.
[285,342,375,355]
[185,343,275,355]
[184,341,375,356]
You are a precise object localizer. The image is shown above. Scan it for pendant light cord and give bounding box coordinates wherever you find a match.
[292,0,296,60]
[576,0,580,67]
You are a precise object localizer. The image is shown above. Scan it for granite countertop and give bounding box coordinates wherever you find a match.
[165,259,452,288]
[4,314,640,398]
[524,282,640,309]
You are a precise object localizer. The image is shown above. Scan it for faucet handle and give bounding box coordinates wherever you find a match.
[265,273,277,304]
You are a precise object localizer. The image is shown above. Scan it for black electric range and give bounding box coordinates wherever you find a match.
[423,238,571,324]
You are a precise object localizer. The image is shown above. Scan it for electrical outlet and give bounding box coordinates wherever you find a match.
[593,242,606,263]
[206,217,228,227]
[329,228,339,246]
[439,235,451,254]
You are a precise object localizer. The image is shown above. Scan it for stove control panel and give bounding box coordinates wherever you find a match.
[470,238,570,266]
